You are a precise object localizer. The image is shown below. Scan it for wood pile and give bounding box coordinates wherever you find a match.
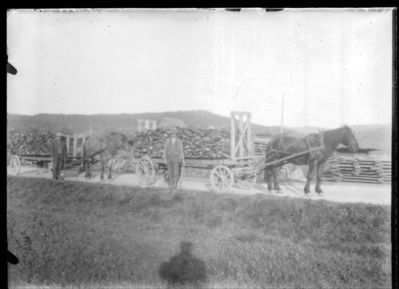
[7,133,54,156]
[323,156,391,184]
[253,143,267,156]
[132,128,231,159]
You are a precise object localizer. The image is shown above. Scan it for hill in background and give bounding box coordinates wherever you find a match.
[7,111,273,135]
[7,111,391,156]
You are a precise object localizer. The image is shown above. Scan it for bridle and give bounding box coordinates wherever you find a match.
[341,127,357,152]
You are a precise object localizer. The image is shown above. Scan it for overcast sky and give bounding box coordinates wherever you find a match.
[7,8,393,128]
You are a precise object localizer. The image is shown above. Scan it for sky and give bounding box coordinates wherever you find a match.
[7,8,393,128]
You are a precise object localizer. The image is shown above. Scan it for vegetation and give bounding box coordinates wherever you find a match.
[7,176,391,289]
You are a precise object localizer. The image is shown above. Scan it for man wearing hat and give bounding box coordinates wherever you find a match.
[163,128,184,193]
[49,133,67,180]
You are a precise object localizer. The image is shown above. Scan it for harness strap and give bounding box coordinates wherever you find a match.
[304,131,325,157]
[304,137,314,157]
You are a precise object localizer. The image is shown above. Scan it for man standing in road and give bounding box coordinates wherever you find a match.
[50,133,67,180]
[163,128,184,193]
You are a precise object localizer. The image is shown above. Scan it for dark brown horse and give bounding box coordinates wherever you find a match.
[82,131,132,179]
[264,126,359,194]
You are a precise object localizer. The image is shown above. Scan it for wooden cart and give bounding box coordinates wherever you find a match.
[133,112,324,193]
[7,133,87,177]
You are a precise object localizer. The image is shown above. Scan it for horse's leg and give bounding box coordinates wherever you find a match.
[84,160,88,178]
[100,155,105,180]
[88,159,92,178]
[304,160,317,194]
[108,159,113,179]
[85,160,90,179]
[273,167,282,192]
[315,161,325,194]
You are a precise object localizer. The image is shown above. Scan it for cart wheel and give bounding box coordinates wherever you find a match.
[8,155,21,176]
[210,165,234,193]
[236,169,257,189]
[136,156,155,187]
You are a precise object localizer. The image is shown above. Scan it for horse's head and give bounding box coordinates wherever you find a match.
[123,139,134,152]
[340,125,359,152]
[127,138,135,147]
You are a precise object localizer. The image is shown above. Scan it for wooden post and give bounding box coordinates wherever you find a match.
[238,114,244,158]
[231,111,252,161]
[231,112,235,160]
[73,135,78,158]
[247,113,252,155]
[81,135,86,157]
[66,135,70,157]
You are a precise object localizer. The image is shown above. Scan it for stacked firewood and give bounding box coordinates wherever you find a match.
[132,128,231,159]
[7,133,54,156]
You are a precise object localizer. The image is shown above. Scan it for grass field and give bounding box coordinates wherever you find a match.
[7,176,391,289]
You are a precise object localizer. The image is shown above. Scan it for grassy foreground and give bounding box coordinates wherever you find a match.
[7,176,391,289]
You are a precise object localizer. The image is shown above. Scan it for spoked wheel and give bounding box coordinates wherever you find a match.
[210,165,234,193]
[8,155,21,176]
[235,168,257,189]
[136,156,155,187]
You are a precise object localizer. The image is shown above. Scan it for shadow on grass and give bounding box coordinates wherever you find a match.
[7,176,391,288]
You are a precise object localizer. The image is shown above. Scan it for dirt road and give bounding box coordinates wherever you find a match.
[9,165,391,205]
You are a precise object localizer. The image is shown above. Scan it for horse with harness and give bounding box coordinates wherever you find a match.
[263,125,359,195]
[82,131,133,180]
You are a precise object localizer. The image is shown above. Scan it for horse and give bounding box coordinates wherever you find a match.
[82,131,133,180]
[263,125,359,195]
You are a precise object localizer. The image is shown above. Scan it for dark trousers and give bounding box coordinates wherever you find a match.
[52,154,64,180]
[167,159,182,190]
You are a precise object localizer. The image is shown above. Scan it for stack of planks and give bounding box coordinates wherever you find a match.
[322,156,391,184]
[253,143,268,156]
[381,161,392,183]
[322,160,342,182]
[252,137,271,157]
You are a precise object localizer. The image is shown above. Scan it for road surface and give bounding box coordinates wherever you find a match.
[8,165,391,205]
